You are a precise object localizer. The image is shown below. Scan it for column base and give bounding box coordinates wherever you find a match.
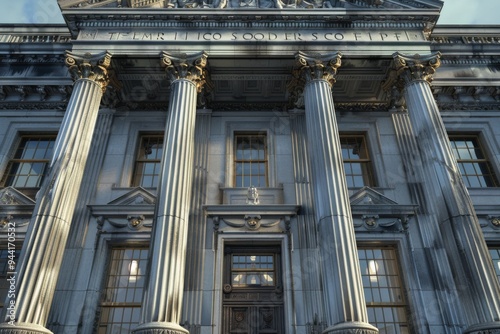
[132,322,189,334]
[464,322,500,334]
[323,321,378,334]
[0,323,53,334]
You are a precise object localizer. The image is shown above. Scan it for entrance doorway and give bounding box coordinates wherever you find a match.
[221,245,285,334]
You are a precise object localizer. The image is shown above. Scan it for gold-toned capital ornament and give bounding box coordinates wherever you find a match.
[65,51,112,93]
[383,51,441,92]
[287,51,342,107]
[161,51,212,93]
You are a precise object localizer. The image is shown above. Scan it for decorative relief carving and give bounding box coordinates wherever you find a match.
[246,186,260,205]
[0,215,13,228]
[59,0,437,9]
[488,216,500,228]
[222,216,281,231]
[65,51,112,93]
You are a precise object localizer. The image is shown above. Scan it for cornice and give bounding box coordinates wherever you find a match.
[62,8,440,36]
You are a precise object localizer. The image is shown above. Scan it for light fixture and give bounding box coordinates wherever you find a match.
[368,260,379,282]
[129,260,139,283]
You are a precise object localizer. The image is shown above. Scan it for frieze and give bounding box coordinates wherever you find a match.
[431,36,500,45]
[0,34,71,44]
[78,28,426,43]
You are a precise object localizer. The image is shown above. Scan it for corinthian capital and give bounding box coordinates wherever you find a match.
[287,51,341,107]
[294,51,342,86]
[383,52,441,91]
[161,51,212,93]
[65,51,112,93]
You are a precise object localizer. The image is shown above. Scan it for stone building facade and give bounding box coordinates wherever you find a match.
[0,0,500,333]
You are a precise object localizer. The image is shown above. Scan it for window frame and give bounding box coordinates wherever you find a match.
[448,134,499,188]
[233,132,269,188]
[357,244,410,334]
[131,133,164,188]
[96,245,149,334]
[339,133,376,188]
[0,134,57,189]
[224,121,276,188]
[488,246,500,283]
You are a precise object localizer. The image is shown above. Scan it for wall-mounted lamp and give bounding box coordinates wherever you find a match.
[129,260,139,283]
[368,260,379,282]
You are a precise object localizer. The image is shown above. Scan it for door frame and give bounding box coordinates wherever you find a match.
[212,234,295,334]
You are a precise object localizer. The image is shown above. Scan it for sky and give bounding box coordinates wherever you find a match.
[0,0,498,25]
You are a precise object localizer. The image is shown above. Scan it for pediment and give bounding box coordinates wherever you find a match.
[0,187,36,206]
[350,187,398,206]
[107,187,156,206]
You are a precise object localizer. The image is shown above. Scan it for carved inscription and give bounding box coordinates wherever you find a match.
[79,29,425,42]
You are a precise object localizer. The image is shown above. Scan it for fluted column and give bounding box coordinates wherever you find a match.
[0,51,111,334]
[133,51,209,334]
[291,51,378,334]
[387,52,500,334]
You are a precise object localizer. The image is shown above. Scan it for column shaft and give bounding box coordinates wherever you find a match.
[389,52,500,333]
[293,52,377,334]
[404,80,500,332]
[0,51,111,334]
[134,51,209,334]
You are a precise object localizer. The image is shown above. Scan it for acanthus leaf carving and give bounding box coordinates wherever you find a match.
[65,50,113,93]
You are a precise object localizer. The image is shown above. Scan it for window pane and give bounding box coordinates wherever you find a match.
[234,133,268,187]
[3,136,56,188]
[489,248,500,283]
[449,135,499,188]
[99,248,148,333]
[132,135,163,187]
[358,246,409,332]
[340,135,374,187]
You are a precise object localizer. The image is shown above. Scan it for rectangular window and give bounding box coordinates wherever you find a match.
[1,135,56,188]
[234,133,268,188]
[340,135,375,188]
[132,135,163,188]
[0,249,20,311]
[449,135,499,188]
[358,246,409,334]
[489,247,500,283]
[231,254,276,287]
[98,247,149,334]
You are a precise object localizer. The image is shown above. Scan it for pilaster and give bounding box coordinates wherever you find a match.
[388,52,500,333]
[133,51,209,334]
[0,51,112,334]
[182,110,212,327]
[289,111,324,327]
[291,51,378,334]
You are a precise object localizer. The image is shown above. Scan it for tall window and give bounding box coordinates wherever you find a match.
[98,247,148,334]
[358,246,409,334]
[234,133,268,188]
[1,135,56,188]
[449,135,499,188]
[340,135,375,188]
[489,247,500,283]
[0,249,20,312]
[132,135,163,188]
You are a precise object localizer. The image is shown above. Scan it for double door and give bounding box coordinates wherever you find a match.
[222,245,285,334]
